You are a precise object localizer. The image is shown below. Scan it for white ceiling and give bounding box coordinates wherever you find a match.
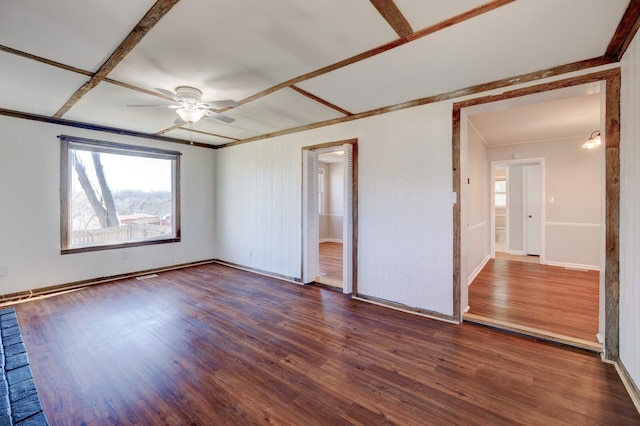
[467,92,602,146]
[319,151,345,164]
[0,0,632,147]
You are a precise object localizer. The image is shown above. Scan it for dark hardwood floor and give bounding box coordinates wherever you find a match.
[12,262,638,425]
[467,258,599,345]
[316,241,342,288]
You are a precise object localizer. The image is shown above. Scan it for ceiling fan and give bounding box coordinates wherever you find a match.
[128,86,237,124]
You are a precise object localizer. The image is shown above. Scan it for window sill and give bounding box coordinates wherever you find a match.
[61,237,180,255]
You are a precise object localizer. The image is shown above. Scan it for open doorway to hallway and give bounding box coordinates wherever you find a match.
[460,84,605,350]
[316,150,345,289]
[302,139,357,295]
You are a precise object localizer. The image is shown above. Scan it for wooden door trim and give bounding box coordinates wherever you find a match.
[452,68,621,360]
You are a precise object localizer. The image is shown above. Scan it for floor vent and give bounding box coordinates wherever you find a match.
[136,274,159,280]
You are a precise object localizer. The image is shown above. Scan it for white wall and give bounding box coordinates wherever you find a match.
[620,30,640,396]
[318,161,330,240]
[216,103,454,315]
[215,139,299,277]
[328,162,344,214]
[327,162,344,241]
[0,116,216,296]
[465,122,491,283]
[489,136,602,269]
[319,161,344,242]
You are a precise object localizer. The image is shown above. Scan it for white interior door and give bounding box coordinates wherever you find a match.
[303,150,319,283]
[343,144,353,294]
[524,165,541,256]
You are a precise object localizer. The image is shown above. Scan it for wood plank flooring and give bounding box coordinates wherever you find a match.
[316,241,342,288]
[467,258,599,344]
[12,262,639,425]
[495,251,541,264]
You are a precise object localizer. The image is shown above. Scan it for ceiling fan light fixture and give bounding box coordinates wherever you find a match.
[176,106,204,123]
[582,130,602,149]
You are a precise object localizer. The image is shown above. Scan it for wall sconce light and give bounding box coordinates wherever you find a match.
[582,130,602,149]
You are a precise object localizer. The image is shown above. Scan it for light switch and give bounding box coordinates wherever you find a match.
[549,196,555,204]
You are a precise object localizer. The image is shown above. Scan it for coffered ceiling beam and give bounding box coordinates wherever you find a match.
[369,0,413,38]
[290,85,353,116]
[605,0,640,61]
[53,0,180,118]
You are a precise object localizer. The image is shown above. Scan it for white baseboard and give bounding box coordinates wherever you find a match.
[319,238,343,243]
[467,255,491,286]
[614,360,640,414]
[542,260,600,271]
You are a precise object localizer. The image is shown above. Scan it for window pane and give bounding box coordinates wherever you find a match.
[495,180,506,193]
[495,194,507,207]
[61,138,180,252]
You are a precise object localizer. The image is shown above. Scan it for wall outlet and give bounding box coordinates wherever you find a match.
[0,267,6,277]
[249,251,253,258]
[122,250,129,260]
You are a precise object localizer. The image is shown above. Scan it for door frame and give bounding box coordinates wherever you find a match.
[301,138,358,294]
[491,165,510,256]
[452,68,621,360]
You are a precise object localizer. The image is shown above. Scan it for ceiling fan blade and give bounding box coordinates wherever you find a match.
[126,104,173,108]
[155,88,180,102]
[205,112,235,123]
[202,99,238,108]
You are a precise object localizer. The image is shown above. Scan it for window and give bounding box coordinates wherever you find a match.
[60,136,181,253]
[494,179,507,207]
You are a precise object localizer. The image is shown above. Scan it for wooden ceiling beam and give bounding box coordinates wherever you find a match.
[0,44,92,77]
[0,106,215,148]
[218,56,615,149]
[173,127,241,142]
[290,85,353,116]
[605,0,640,61]
[155,123,240,143]
[0,45,176,103]
[226,0,514,112]
[369,0,413,38]
[53,0,180,118]
[156,123,185,136]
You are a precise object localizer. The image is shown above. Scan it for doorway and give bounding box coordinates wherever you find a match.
[490,160,544,260]
[453,68,621,359]
[467,102,600,348]
[302,139,358,295]
[317,149,345,289]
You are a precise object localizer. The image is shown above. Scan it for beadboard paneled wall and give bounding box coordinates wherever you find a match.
[215,137,301,278]
[620,30,640,395]
[215,103,455,315]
